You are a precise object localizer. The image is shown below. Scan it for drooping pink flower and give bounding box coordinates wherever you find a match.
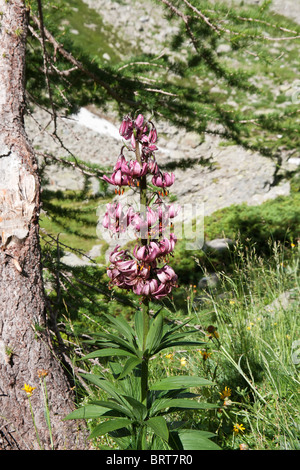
[113,154,129,173]
[103,169,132,187]
[148,126,157,144]
[119,114,147,142]
[119,114,158,157]
[152,172,175,189]
[133,277,159,296]
[107,245,139,289]
[103,155,149,189]
[134,241,161,263]
[151,283,171,299]
[131,207,159,240]
[168,203,180,219]
[147,158,159,175]
[151,265,178,299]
[135,114,144,128]
[158,233,177,257]
[128,160,148,178]
[102,202,135,235]
[119,116,133,139]
[156,265,178,285]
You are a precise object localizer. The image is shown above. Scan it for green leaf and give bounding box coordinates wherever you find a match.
[178,430,221,450]
[156,340,205,354]
[146,313,164,354]
[87,331,138,354]
[96,332,138,354]
[150,398,218,415]
[123,396,148,421]
[118,357,142,380]
[162,329,201,343]
[134,310,145,350]
[150,376,215,391]
[80,347,136,361]
[146,416,169,442]
[161,319,192,339]
[89,400,135,419]
[64,404,108,420]
[80,374,131,409]
[105,314,135,343]
[89,418,133,440]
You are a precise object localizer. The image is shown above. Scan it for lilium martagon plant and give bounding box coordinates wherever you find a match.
[64,113,221,451]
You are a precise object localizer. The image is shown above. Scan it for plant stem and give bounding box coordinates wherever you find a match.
[136,141,149,408]
[141,299,149,407]
[40,377,54,450]
[28,397,44,450]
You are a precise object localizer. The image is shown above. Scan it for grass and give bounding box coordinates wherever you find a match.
[65,239,299,450]
[200,244,299,450]
[61,0,137,63]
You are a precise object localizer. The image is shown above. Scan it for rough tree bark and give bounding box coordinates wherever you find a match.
[0,0,87,450]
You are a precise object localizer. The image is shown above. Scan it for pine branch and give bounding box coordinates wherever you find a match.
[35,151,107,178]
[31,14,137,108]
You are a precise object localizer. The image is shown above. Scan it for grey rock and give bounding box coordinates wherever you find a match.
[204,238,234,252]
[198,273,219,290]
[264,290,297,317]
[60,251,92,267]
[216,44,231,54]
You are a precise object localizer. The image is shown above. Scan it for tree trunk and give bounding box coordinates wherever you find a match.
[0,0,87,450]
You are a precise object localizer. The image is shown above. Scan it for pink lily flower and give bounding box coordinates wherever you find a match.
[152,172,175,189]
[103,169,132,187]
[148,127,157,144]
[119,116,133,139]
[156,265,178,285]
[135,114,144,128]
[103,203,135,234]
[134,241,161,263]
[147,159,159,175]
[129,160,148,178]
[158,233,177,256]
[151,283,172,299]
[133,278,158,296]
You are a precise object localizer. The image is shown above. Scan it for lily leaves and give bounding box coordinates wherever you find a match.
[68,310,221,450]
[81,311,205,370]
[150,376,215,391]
[65,368,220,449]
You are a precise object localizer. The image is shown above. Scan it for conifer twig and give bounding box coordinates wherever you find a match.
[31,14,137,107]
[181,0,221,35]
[36,151,106,178]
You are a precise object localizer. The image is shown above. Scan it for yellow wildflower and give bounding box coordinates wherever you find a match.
[165,353,174,360]
[199,350,212,361]
[229,300,236,305]
[233,423,245,434]
[22,383,36,397]
[219,386,232,400]
[180,357,187,367]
